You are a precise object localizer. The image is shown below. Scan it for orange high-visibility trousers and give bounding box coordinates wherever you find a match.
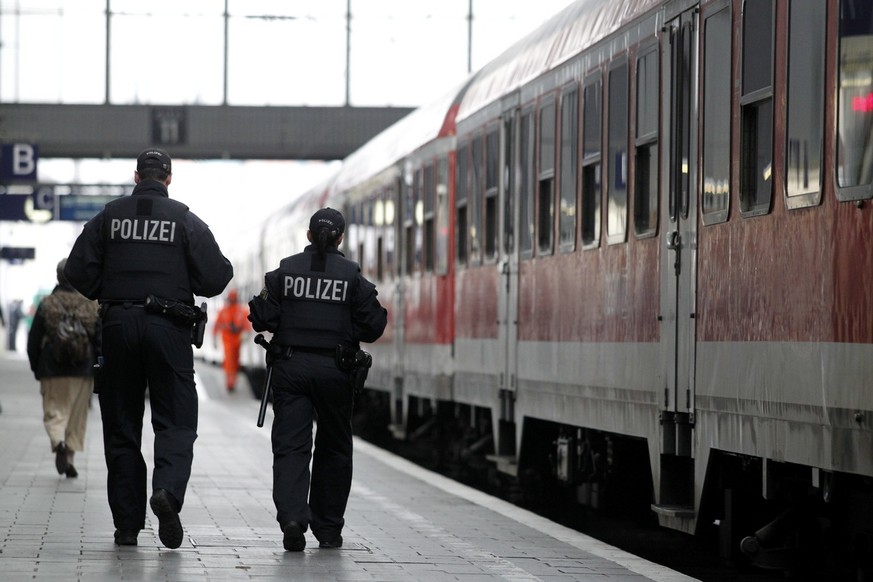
[221,333,242,390]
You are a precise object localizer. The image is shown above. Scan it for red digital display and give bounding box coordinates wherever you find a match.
[852,93,873,112]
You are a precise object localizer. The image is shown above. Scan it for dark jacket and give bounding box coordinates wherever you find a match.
[64,180,233,304]
[249,245,387,349]
[26,283,101,380]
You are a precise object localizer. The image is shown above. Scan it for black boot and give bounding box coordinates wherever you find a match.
[54,442,69,475]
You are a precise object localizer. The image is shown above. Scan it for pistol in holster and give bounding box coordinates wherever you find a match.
[144,295,208,348]
[335,345,373,396]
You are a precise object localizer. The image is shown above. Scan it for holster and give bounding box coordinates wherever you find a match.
[144,295,208,348]
[190,302,208,349]
[336,345,372,395]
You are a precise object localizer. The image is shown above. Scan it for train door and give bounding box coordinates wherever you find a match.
[496,97,521,460]
[657,6,698,505]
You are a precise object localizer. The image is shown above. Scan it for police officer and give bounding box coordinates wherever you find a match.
[248,207,387,552]
[64,148,233,549]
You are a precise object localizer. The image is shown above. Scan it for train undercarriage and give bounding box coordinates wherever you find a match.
[349,387,873,581]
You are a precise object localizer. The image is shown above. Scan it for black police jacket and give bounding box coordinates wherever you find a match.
[64,180,233,304]
[249,245,387,350]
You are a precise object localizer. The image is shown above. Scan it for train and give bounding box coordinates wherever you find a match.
[208,0,873,577]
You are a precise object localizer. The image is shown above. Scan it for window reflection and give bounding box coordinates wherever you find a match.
[837,0,873,194]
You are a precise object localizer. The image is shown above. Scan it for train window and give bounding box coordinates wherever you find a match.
[405,223,414,276]
[836,0,873,201]
[374,197,386,281]
[406,167,423,276]
[364,199,375,278]
[376,236,384,281]
[369,199,378,276]
[520,108,535,259]
[346,204,358,264]
[423,163,435,272]
[785,1,826,208]
[435,157,450,276]
[470,135,484,264]
[559,85,579,253]
[582,75,602,248]
[538,97,556,255]
[502,114,516,255]
[670,18,694,224]
[739,0,774,216]
[635,47,658,237]
[403,171,413,276]
[702,6,731,224]
[607,61,629,244]
[360,208,369,276]
[485,128,499,261]
[415,170,424,272]
[456,142,469,265]
[405,201,414,276]
[385,186,396,279]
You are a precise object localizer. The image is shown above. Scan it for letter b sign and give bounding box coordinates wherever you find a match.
[1,143,38,182]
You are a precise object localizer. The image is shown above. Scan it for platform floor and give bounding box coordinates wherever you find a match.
[0,350,698,581]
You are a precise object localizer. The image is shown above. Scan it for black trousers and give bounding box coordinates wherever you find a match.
[270,350,353,543]
[98,304,197,531]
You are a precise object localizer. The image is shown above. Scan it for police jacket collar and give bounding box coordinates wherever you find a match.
[131,179,169,197]
[303,244,344,257]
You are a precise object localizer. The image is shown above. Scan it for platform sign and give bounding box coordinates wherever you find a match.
[1,143,38,182]
[58,194,118,221]
[32,185,55,212]
[0,184,127,222]
[0,246,36,261]
[0,194,29,221]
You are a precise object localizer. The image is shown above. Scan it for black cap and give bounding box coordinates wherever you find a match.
[136,148,172,173]
[309,207,345,236]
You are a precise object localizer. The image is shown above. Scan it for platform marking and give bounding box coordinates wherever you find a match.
[354,437,701,582]
[353,482,544,581]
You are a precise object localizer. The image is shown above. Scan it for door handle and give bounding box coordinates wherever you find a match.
[666,230,682,276]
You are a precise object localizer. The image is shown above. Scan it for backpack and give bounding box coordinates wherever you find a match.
[40,290,98,367]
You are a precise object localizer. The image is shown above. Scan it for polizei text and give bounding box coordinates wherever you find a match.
[284,275,349,303]
[109,218,177,242]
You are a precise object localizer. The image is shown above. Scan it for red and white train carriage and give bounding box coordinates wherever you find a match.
[237,0,873,574]
[330,85,465,437]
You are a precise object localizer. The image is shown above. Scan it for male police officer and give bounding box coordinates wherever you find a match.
[64,148,233,549]
[248,207,386,552]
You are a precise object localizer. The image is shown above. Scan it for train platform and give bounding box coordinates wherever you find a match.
[0,350,698,582]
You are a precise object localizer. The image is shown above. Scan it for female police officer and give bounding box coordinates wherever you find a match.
[248,207,387,551]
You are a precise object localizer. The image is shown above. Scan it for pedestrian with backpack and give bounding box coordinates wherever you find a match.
[27,258,101,479]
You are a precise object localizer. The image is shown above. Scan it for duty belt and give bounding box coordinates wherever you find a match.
[280,346,336,358]
[99,295,207,348]
[98,300,146,315]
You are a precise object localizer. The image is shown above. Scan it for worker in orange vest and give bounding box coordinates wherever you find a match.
[213,289,249,391]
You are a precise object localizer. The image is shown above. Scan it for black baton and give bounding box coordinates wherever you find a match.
[254,333,273,428]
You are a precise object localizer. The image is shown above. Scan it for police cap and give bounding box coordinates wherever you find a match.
[136,148,172,173]
[309,207,345,237]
